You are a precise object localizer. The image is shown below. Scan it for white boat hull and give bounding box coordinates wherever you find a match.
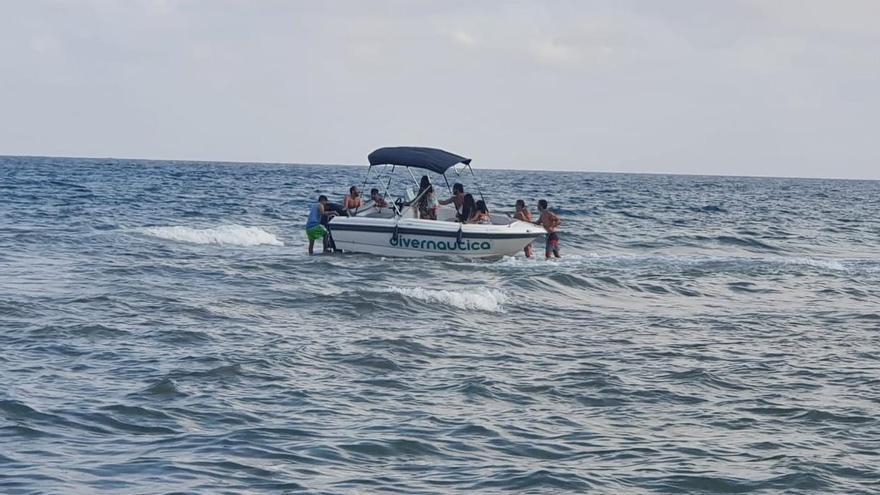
[328,217,544,259]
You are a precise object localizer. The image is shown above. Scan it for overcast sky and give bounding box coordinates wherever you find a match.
[2,1,879,179]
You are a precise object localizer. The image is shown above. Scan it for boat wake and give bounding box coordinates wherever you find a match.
[133,225,284,247]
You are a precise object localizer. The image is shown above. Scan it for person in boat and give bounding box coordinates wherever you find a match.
[534,199,562,258]
[418,185,440,220]
[418,175,431,192]
[370,188,388,209]
[439,183,465,217]
[514,199,534,258]
[459,193,476,223]
[415,176,433,219]
[343,186,362,210]
[469,200,491,224]
[306,195,336,255]
[426,186,440,219]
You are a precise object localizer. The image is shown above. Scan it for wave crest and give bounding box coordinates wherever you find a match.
[386,287,508,312]
[135,225,284,246]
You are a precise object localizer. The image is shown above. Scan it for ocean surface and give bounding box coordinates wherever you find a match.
[1,155,879,494]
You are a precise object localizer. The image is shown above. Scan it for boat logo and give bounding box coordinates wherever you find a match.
[390,236,491,251]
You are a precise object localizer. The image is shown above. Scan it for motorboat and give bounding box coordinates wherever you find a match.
[328,147,545,258]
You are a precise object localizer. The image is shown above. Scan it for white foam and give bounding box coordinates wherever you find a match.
[386,287,508,312]
[135,225,284,247]
[490,253,600,268]
[782,257,847,271]
[492,253,856,273]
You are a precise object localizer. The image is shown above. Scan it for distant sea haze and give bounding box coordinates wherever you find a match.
[2,155,879,494]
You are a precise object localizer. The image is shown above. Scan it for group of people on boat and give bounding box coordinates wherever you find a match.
[305,178,562,258]
[339,185,388,210]
[410,177,490,224]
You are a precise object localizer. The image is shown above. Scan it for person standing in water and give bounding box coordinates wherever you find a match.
[306,195,335,255]
[534,199,562,258]
[514,199,534,258]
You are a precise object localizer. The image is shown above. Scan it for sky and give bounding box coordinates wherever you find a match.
[1,1,879,179]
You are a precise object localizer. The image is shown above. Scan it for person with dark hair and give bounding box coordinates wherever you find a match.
[419,185,440,220]
[416,175,432,219]
[418,175,431,192]
[439,182,465,216]
[306,195,335,254]
[370,188,388,209]
[469,199,491,224]
[343,186,362,210]
[514,199,534,258]
[459,193,476,223]
[534,199,562,258]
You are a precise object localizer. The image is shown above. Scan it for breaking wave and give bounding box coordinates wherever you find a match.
[782,257,847,271]
[134,225,284,246]
[385,287,508,312]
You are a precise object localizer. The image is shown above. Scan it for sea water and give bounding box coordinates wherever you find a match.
[1,156,879,493]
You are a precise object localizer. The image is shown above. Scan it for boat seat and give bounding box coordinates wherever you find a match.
[435,205,458,222]
[358,207,396,219]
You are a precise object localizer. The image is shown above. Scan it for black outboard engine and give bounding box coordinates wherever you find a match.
[321,202,350,251]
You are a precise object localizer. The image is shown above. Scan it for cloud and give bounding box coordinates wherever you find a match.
[745,0,880,35]
[0,0,878,179]
[449,30,477,46]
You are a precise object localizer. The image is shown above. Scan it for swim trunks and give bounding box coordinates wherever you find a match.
[306,224,328,241]
[546,232,559,251]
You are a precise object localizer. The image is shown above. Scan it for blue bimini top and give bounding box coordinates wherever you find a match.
[367,147,471,175]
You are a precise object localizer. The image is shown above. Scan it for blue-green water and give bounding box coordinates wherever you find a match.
[1,156,879,493]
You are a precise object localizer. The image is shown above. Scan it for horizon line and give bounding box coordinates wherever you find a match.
[2,153,877,183]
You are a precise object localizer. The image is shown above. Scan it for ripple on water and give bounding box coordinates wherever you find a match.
[338,438,443,459]
[137,377,186,397]
[3,158,880,494]
[340,353,403,372]
[470,468,595,491]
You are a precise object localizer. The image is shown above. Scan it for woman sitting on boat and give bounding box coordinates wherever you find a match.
[414,176,432,219]
[459,193,476,223]
[418,185,440,220]
[469,200,492,224]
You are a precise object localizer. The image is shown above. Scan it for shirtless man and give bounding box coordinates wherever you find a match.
[534,199,562,258]
[438,183,465,217]
[370,188,388,209]
[514,199,534,258]
[343,186,363,210]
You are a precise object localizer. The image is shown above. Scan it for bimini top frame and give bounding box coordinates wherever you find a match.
[358,146,486,217]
